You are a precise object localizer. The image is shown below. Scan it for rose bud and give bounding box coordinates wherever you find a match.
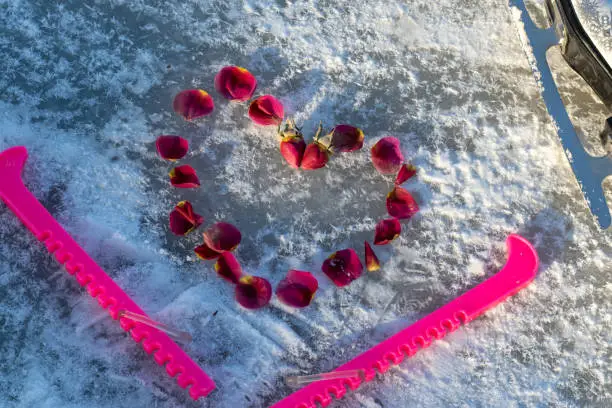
[276,270,319,308]
[214,66,257,102]
[194,243,222,260]
[169,165,200,188]
[173,89,214,121]
[169,201,203,236]
[235,276,273,309]
[248,95,284,126]
[371,136,404,175]
[329,124,364,153]
[364,241,381,272]
[373,218,401,245]
[300,142,329,170]
[280,136,306,169]
[322,248,363,287]
[203,222,242,253]
[156,135,189,161]
[395,163,417,185]
[214,252,243,284]
[386,186,419,219]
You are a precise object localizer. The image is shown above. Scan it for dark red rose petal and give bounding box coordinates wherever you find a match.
[169,165,200,188]
[280,136,306,169]
[395,163,417,184]
[371,136,404,175]
[203,222,242,253]
[364,241,381,272]
[300,142,329,170]
[214,66,257,102]
[214,252,243,284]
[173,89,214,121]
[276,270,318,308]
[322,248,363,287]
[194,243,222,260]
[248,95,284,126]
[374,218,401,245]
[235,276,272,309]
[386,186,419,219]
[330,124,365,153]
[156,135,189,161]
[169,201,203,236]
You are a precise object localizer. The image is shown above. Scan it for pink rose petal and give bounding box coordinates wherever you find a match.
[235,276,272,309]
[276,270,319,308]
[300,142,329,170]
[364,241,380,272]
[386,186,419,219]
[203,222,242,252]
[248,95,284,126]
[395,163,417,185]
[169,201,203,236]
[169,165,200,188]
[173,89,214,120]
[322,248,363,287]
[214,252,243,284]
[371,136,404,175]
[214,66,257,102]
[156,135,189,161]
[373,218,401,245]
[194,243,222,260]
[330,124,364,153]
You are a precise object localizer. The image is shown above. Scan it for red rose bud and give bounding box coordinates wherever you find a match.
[169,165,200,188]
[169,201,203,236]
[322,248,363,287]
[214,66,257,102]
[203,222,242,252]
[329,124,364,153]
[300,142,329,170]
[173,89,214,121]
[235,276,272,309]
[386,186,419,219]
[371,136,404,175]
[373,218,401,245]
[248,95,284,126]
[276,270,318,308]
[364,241,380,272]
[395,163,417,185]
[214,252,243,284]
[280,136,306,169]
[156,135,189,161]
[194,243,222,260]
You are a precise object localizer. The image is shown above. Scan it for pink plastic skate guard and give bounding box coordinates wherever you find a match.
[273,234,539,408]
[0,146,215,400]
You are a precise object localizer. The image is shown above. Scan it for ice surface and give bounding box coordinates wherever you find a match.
[0,0,610,407]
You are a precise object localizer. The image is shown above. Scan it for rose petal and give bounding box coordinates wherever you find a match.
[364,241,380,272]
[386,186,419,219]
[156,135,189,161]
[203,222,242,252]
[300,142,329,170]
[214,252,243,284]
[248,95,284,126]
[214,66,257,102]
[395,163,417,185]
[374,218,401,245]
[280,136,306,169]
[173,89,214,120]
[194,243,222,260]
[330,124,364,153]
[371,137,404,175]
[322,248,363,287]
[276,270,318,308]
[169,201,203,236]
[169,165,200,188]
[235,276,272,309]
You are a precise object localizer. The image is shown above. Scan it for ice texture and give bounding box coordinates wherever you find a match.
[0,1,610,407]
